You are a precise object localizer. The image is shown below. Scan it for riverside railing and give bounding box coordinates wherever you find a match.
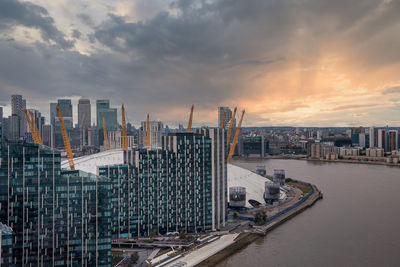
[267,182,315,222]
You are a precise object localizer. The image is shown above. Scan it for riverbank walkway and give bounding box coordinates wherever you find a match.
[155,184,322,267]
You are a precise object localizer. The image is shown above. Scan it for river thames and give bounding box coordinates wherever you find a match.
[218,159,400,267]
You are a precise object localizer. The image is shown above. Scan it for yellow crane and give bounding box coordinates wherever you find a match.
[56,105,75,170]
[29,111,43,145]
[102,114,109,151]
[220,111,226,129]
[226,107,237,147]
[146,114,150,149]
[187,104,194,133]
[227,109,245,163]
[121,104,128,152]
[24,108,40,144]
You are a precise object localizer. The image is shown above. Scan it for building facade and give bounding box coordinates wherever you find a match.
[0,222,13,266]
[7,115,20,141]
[218,107,232,130]
[195,128,227,230]
[0,142,111,266]
[96,100,118,131]
[78,99,91,130]
[386,130,399,152]
[239,135,269,157]
[99,132,214,237]
[108,131,135,149]
[162,133,213,232]
[96,100,118,147]
[11,95,27,139]
[369,126,378,148]
[42,124,54,147]
[138,120,164,148]
[54,99,73,148]
[56,99,73,130]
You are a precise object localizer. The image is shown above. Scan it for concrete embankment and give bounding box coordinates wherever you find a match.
[307,158,400,167]
[235,156,400,167]
[195,185,323,267]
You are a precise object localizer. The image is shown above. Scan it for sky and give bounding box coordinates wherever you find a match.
[0,0,400,127]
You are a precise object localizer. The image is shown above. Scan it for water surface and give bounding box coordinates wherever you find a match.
[218,159,400,267]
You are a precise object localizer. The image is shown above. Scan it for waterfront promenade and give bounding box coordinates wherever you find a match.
[158,183,323,267]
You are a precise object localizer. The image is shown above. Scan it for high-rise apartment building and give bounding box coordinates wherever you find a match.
[28,109,45,138]
[218,107,233,129]
[88,127,99,147]
[42,124,54,147]
[78,98,91,129]
[311,142,323,159]
[1,117,8,142]
[0,222,13,266]
[139,120,164,148]
[0,107,3,143]
[50,102,57,128]
[195,128,227,230]
[369,126,378,148]
[386,130,399,152]
[11,95,27,138]
[7,114,20,141]
[0,142,112,266]
[108,130,135,149]
[162,133,213,232]
[378,129,386,150]
[99,132,214,237]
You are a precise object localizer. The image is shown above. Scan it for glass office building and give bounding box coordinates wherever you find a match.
[0,142,111,266]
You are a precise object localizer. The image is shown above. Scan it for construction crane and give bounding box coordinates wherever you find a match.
[29,111,43,145]
[24,109,40,144]
[227,109,245,163]
[146,114,150,149]
[102,114,109,151]
[187,104,194,133]
[226,107,237,147]
[121,104,128,152]
[220,111,226,129]
[56,105,75,170]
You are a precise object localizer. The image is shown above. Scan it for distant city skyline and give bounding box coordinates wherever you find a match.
[1,95,399,128]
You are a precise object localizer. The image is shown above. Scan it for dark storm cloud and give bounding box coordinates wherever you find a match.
[77,13,95,27]
[1,0,400,125]
[72,29,82,39]
[0,0,74,49]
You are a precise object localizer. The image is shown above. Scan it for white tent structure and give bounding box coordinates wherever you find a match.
[61,149,123,174]
[61,149,283,207]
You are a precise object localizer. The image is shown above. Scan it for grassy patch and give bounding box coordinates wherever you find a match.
[111,256,124,266]
[286,181,312,195]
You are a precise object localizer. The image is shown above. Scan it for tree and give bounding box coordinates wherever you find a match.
[179,230,186,240]
[254,210,267,225]
[125,252,139,267]
[233,211,238,220]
